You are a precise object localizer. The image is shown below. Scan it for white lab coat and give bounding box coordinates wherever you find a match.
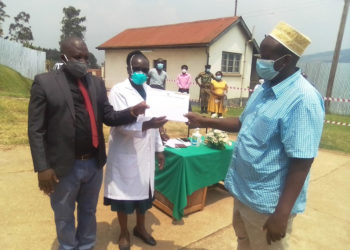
[104,79,164,200]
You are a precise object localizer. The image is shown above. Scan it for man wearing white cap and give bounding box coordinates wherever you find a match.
[185,22,325,249]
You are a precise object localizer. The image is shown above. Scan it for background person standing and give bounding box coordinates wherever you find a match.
[195,64,214,113]
[148,58,167,90]
[208,71,227,118]
[176,64,191,93]
[148,58,169,140]
[176,64,192,111]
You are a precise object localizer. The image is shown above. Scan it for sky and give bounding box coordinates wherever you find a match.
[1,0,349,64]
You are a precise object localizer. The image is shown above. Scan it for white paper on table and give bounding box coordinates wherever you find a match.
[145,88,189,122]
[164,138,192,148]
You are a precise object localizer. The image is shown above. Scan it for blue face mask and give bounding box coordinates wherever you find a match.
[157,63,164,70]
[131,71,148,85]
[256,56,285,80]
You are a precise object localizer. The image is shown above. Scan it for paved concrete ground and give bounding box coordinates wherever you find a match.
[0,146,349,250]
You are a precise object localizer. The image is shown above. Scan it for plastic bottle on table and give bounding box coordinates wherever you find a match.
[191,128,202,147]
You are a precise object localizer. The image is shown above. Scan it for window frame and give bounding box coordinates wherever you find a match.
[221,51,242,74]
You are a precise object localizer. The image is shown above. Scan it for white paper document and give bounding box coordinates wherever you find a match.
[164,138,192,148]
[145,89,189,122]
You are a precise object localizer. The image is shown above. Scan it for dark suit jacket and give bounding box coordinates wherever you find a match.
[28,69,136,177]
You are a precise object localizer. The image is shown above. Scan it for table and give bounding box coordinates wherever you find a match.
[154,142,235,220]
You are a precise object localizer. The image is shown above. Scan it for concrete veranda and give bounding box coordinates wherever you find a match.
[0,146,349,250]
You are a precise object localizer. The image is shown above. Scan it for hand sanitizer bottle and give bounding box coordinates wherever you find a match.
[192,128,202,147]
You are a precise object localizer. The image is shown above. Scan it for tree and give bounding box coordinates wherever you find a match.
[45,48,61,62]
[60,6,99,68]
[44,48,61,71]
[88,52,100,69]
[8,11,33,45]
[60,6,86,42]
[0,0,10,37]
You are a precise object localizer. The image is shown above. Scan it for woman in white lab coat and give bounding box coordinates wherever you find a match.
[104,51,167,250]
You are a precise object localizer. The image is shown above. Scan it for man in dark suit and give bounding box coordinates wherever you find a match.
[28,37,148,250]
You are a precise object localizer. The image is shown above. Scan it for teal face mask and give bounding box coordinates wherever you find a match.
[131,71,148,85]
[129,54,149,85]
[157,63,164,70]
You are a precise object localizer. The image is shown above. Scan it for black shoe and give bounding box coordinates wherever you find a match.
[133,227,157,246]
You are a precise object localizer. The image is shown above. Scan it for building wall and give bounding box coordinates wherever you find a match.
[104,47,207,99]
[208,24,254,101]
[104,49,130,88]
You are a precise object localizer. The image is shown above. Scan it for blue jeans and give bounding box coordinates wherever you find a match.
[50,158,102,250]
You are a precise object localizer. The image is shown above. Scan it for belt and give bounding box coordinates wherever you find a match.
[75,153,96,160]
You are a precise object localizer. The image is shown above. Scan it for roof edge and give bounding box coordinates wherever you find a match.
[97,16,260,52]
[97,43,210,50]
[119,16,239,32]
[208,16,259,53]
[97,16,240,49]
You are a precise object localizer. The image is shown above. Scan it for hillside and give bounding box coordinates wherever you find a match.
[300,48,350,63]
[0,64,32,98]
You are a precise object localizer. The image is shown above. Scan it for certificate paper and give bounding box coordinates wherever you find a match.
[145,89,189,122]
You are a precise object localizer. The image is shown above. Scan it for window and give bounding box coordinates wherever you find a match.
[221,52,241,73]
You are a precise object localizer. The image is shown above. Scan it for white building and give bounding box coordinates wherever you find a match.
[98,16,259,103]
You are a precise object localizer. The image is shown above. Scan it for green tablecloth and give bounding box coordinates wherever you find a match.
[155,142,235,220]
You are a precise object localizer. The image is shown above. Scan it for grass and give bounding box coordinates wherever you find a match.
[0,96,29,148]
[320,114,350,152]
[0,64,32,149]
[0,64,32,98]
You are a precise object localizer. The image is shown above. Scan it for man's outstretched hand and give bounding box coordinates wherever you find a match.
[130,101,149,116]
[143,116,168,131]
[184,112,205,128]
